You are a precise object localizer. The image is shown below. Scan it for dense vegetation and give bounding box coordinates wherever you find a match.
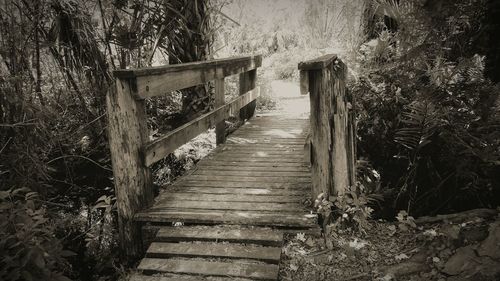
[353,0,500,218]
[0,0,499,280]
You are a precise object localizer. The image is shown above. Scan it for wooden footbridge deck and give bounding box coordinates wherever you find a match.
[106,54,355,280]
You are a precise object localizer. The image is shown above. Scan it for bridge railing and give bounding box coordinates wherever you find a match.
[298,54,356,200]
[106,55,262,258]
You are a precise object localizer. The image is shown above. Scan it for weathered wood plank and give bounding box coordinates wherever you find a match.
[239,69,257,121]
[303,56,352,198]
[135,210,317,227]
[215,78,225,145]
[300,70,309,95]
[196,165,309,172]
[155,226,283,246]
[106,79,153,258]
[143,88,260,166]
[174,180,309,189]
[146,242,282,263]
[129,274,251,281]
[213,153,304,160]
[185,175,311,183]
[298,54,337,70]
[192,170,310,177]
[207,154,307,162]
[151,200,305,212]
[137,258,278,280]
[195,160,308,167]
[158,193,303,203]
[113,55,262,99]
[170,187,307,196]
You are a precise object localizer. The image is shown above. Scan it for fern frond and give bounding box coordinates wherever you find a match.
[395,97,440,151]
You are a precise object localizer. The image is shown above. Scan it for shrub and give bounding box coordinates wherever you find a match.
[352,0,500,217]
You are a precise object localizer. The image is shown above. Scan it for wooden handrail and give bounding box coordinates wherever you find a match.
[113,55,262,99]
[298,54,356,199]
[106,55,261,259]
[298,54,337,71]
[143,88,260,166]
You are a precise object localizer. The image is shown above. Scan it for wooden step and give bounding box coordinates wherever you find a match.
[154,226,284,246]
[146,242,282,264]
[130,274,253,281]
[137,258,279,280]
[135,210,317,228]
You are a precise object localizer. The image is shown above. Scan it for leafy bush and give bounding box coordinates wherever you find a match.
[353,0,500,217]
[0,189,72,281]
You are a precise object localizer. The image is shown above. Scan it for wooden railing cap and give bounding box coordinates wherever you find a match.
[298,54,338,71]
[113,55,262,79]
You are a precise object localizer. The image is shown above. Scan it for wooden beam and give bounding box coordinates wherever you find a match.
[142,88,260,167]
[106,79,153,259]
[300,70,309,95]
[239,69,257,121]
[298,54,337,71]
[215,78,225,145]
[305,56,353,198]
[113,55,262,99]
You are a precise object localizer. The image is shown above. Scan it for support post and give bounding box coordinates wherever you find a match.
[215,78,226,145]
[106,78,153,260]
[239,69,257,121]
[298,55,355,200]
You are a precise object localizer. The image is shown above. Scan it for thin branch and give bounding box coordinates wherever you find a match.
[47,155,113,172]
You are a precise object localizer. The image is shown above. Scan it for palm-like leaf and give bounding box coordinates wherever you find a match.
[395,97,439,151]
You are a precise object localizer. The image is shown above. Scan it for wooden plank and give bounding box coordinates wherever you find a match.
[185,175,311,183]
[129,274,251,281]
[300,70,309,95]
[174,180,309,189]
[106,78,153,258]
[239,69,257,121]
[143,88,260,166]
[146,242,282,263]
[219,145,305,151]
[135,210,317,227]
[192,170,310,177]
[213,153,304,159]
[206,154,307,162]
[225,139,306,145]
[215,78,225,145]
[158,193,303,203]
[196,165,309,172]
[151,200,305,212]
[195,160,308,167]
[155,226,283,246]
[298,54,337,70]
[170,187,307,196]
[137,258,278,280]
[114,55,262,99]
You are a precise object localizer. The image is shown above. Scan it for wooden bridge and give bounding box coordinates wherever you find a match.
[106,54,356,280]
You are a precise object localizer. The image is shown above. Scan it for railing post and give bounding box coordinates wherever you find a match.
[215,78,226,145]
[239,69,257,121]
[298,55,355,200]
[106,77,153,260]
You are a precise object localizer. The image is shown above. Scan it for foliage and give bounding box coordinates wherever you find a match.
[353,0,500,217]
[315,188,377,234]
[0,188,72,281]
